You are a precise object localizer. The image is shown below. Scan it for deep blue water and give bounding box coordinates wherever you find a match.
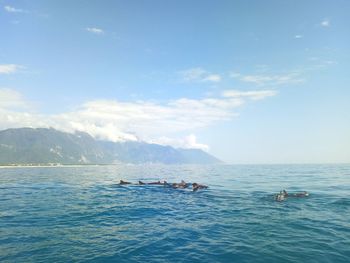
[0,164,350,262]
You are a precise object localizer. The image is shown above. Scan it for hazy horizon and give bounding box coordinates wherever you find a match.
[1,0,349,164]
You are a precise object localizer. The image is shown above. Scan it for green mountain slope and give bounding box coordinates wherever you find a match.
[0,128,222,165]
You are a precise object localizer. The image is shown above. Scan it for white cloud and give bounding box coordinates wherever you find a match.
[321,19,330,27]
[222,90,277,101]
[0,88,29,109]
[203,74,221,82]
[180,67,221,83]
[151,134,209,151]
[58,97,240,141]
[308,59,337,70]
[4,5,27,13]
[86,27,104,35]
[0,88,276,150]
[181,68,205,81]
[230,71,303,86]
[183,134,209,151]
[294,35,303,39]
[0,64,23,74]
[302,57,337,72]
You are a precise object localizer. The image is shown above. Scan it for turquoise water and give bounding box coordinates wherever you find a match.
[0,164,350,262]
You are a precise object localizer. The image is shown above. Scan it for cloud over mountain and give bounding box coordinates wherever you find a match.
[0,88,276,150]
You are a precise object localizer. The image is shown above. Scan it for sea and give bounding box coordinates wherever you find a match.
[0,164,349,262]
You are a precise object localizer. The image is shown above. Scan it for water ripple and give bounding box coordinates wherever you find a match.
[0,164,350,262]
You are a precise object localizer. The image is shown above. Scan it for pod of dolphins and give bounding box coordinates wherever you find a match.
[119,180,309,200]
[119,180,208,192]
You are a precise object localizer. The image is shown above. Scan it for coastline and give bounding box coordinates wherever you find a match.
[0,164,115,169]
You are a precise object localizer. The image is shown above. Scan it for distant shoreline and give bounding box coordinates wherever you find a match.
[0,163,348,169]
[0,163,211,168]
[0,164,118,169]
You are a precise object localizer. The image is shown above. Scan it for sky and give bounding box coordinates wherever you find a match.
[0,0,349,164]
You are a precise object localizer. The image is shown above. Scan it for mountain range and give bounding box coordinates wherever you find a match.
[0,128,221,165]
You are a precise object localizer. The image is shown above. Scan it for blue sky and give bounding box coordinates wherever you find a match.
[0,0,349,163]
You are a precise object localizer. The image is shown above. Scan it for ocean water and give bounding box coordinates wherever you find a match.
[0,164,349,263]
